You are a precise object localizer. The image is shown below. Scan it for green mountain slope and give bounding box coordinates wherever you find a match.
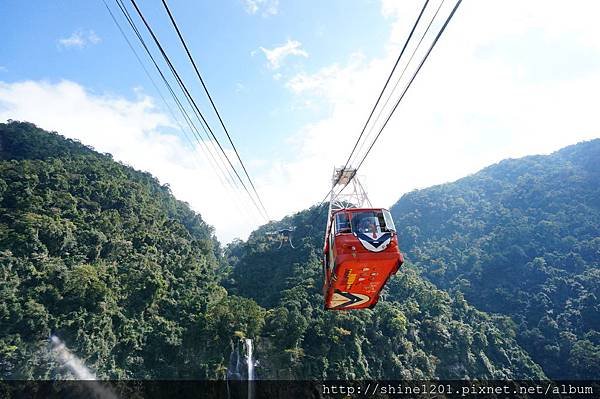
[390,140,600,379]
[0,121,264,379]
[0,121,546,380]
[228,208,545,379]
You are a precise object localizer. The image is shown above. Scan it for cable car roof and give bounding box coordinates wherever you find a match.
[331,207,391,215]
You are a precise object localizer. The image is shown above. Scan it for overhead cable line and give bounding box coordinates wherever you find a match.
[128,0,269,221]
[336,0,430,184]
[347,0,445,168]
[353,0,462,174]
[305,0,433,227]
[105,0,220,186]
[160,0,270,221]
[307,0,462,227]
[115,0,239,192]
[109,0,257,221]
[112,0,238,194]
[102,0,174,129]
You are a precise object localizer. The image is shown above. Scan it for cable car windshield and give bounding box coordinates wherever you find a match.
[351,210,395,234]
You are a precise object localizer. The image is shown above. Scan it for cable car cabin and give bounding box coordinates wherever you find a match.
[323,208,403,310]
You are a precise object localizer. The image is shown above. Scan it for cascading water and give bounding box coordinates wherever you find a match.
[50,335,96,380]
[244,338,254,381]
[49,335,118,399]
[226,338,256,399]
[244,339,255,399]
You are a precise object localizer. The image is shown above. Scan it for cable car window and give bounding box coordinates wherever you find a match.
[383,210,396,232]
[335,212,351,234]
[351,210,393,234]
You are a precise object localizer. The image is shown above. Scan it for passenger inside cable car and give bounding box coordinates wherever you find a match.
[358,216,379,236]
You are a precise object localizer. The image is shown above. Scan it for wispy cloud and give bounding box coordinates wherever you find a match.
[58,30,101,49]
[235,82,245,93]
[242,0,278,16]
[259,39,308,70]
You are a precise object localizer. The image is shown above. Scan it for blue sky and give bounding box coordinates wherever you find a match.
[0,0,390,160]
[2,0,600,242]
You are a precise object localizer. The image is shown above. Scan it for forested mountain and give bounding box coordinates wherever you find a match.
[0,121,546,380]
[390,140,600,379]
[0,121,264,379]
[227,211,544,379]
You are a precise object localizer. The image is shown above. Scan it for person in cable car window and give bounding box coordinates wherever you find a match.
[360,216,380,238]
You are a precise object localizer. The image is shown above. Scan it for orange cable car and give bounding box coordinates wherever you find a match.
[322,168,403,310]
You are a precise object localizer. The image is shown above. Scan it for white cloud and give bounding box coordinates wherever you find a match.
[258,0,600,220]
[0,80,262,242]
[3,0,600,244]
[58,30,102,49]
[87,31,102,45]
[242,0,278,16]
[259,40,308,70]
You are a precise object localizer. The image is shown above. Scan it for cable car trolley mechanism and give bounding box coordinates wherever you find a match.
[323,167,403,310]
[266,227,296,249]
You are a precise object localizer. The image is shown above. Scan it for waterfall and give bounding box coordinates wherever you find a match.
[244,339,255,399]
[244,338,254,381]
[49,335,118,399]
[226,338,256,399]
[227,341,242,380]
[50,335,96,380]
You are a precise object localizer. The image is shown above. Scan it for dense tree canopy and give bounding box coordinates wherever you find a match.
[390,139,600,378]
[0,122,259,379]
[227,206,544,379]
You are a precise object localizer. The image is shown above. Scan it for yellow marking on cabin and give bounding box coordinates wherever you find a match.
[346,273,357,290]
